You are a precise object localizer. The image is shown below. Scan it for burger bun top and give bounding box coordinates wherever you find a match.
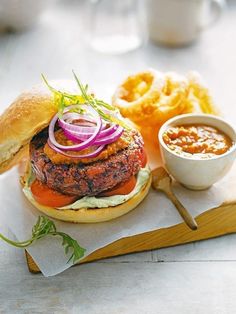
[0,80,78,174]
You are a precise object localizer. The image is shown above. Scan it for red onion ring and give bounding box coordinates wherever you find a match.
[47,139,105,159]
[47,104,124,159]
[58,112,108,136]
[94,126,123,145]
[58,112,97,134]
[61,123,119,141]
[62,112,95,124]
[62,129,82,143]
[48,106,102,151]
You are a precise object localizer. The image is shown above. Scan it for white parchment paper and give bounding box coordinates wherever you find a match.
[0,162,236,277]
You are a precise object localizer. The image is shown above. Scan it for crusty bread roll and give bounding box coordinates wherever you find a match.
[22,171,152,223]
[0,80,77,173]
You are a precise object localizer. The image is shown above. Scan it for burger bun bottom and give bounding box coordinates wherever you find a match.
[22,173,152,223]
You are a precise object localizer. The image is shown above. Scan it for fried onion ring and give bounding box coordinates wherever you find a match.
[112,70,191,126]
[112,69,219,169]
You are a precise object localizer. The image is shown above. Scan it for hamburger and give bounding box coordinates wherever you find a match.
[0,75,151,223]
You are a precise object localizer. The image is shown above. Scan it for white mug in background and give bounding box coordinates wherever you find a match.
[0,0,56,32]
[147,0,226,47]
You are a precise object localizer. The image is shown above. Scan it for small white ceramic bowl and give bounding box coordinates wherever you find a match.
[158,114,236,190]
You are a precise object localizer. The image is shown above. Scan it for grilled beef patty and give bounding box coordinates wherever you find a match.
[30,128,144,197]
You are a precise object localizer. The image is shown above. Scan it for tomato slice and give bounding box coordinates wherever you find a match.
[31,180,77,207]
[138,149,148,168]
[99,149,146,198]
[100,176,137,197]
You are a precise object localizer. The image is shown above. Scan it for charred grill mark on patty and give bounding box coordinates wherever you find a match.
[30,127,144,197]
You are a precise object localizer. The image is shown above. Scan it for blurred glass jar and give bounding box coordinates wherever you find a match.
[87,0,147,54]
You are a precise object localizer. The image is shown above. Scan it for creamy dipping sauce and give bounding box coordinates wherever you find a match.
[162,124,233,159]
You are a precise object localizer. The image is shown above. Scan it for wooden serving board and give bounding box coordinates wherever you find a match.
[25,130,236,274]
[26,202,236,273]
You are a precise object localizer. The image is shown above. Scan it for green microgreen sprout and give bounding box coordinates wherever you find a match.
[41,71,129,129]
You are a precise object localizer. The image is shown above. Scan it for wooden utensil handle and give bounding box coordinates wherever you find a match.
[165,189,198,231]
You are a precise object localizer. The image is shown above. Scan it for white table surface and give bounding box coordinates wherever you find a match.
[1,0,236,313]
